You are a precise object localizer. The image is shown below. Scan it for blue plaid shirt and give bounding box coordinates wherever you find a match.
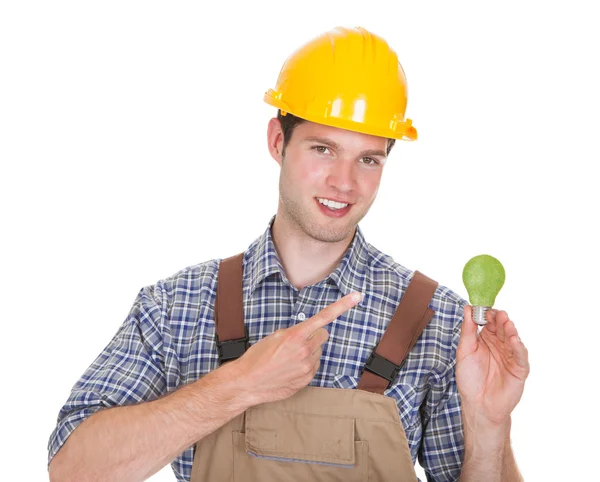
[49,214,467,481]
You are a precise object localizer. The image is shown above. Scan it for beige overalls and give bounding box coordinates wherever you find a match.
[190,253,438,481]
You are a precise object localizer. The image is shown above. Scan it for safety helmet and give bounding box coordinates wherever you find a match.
[264,26,417,141]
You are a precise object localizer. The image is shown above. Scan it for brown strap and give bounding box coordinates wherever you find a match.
[357,271,438,394]
[214,253,437,393]
[214,252,246,363]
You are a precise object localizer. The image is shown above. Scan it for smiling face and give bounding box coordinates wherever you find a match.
[267,117,389,244]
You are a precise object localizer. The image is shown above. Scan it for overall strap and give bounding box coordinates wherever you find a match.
[357,271,438,394]
[214,252,248,365]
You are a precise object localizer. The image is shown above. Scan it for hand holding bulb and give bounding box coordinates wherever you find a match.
[455,254,530,429]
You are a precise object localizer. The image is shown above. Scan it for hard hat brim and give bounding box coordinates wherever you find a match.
[264,90,418,141]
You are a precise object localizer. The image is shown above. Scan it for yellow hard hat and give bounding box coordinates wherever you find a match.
[264,26,417,141]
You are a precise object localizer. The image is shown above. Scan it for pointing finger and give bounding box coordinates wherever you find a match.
[293,292,363,338]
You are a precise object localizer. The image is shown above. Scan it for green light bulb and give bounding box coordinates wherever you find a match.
[462,254,505,326]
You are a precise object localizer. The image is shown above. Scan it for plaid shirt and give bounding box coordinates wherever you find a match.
[48,214,467,481]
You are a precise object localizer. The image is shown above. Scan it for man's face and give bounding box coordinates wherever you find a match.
[269,118,388,244]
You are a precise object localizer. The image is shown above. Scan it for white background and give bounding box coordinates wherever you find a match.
[1,1,598,480]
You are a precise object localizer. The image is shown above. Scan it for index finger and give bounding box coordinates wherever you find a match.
[293,292,363,338]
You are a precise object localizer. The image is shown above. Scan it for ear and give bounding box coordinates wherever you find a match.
[267,117,284,166]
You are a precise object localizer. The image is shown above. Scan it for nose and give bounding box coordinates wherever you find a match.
[326,158,357,194]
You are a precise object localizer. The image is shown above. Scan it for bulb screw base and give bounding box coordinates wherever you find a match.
[473,306,491,326]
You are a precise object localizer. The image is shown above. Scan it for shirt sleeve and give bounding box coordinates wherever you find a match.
[47,282,175,465]
[418,307,465,481]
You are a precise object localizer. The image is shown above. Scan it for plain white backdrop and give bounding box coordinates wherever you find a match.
[1,1,598,480]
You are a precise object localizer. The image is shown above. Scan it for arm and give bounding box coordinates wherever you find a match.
[459,411,522,481]
[48,280,361,481]
[457,306,529,482]
[49,360,251,482]
[416,319,464,481]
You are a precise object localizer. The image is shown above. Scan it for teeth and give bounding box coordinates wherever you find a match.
[317,198,349,210]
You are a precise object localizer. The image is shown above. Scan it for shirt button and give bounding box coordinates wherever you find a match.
[297,312,306,321]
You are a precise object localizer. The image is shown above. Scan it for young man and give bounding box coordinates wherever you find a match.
[48,27,529,481]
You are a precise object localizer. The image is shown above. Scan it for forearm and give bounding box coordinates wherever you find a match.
[49,361,251,482]
[459,406,523,482]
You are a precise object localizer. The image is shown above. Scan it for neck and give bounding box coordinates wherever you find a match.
[270,210,355,291]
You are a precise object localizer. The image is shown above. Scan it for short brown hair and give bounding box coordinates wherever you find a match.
[277,110,396,156]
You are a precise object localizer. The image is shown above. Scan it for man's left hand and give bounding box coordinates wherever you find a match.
[456,306,530,425]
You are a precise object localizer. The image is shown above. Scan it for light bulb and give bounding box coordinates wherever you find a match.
[462,254,505,326]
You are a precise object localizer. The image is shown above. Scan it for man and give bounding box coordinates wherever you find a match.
[48,26,529,481]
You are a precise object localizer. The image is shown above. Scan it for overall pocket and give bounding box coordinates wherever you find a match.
[232,405,368,481]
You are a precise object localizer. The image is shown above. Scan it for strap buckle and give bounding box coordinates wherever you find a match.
[364,347,404,384]
[215,326,249,364]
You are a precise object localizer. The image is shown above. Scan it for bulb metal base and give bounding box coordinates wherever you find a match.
[473,306,491,326]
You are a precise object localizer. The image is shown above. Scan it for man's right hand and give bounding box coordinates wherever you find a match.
[229,291,363,406]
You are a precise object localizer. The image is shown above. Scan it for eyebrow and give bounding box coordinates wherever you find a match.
[303,136,387,158]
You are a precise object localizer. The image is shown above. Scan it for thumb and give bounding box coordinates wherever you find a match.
[459,304,479,353]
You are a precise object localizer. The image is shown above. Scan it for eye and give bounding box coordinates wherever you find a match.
[312,145,331,155]
[361,157,380,166]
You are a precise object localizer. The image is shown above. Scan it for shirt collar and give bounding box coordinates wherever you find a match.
[247,214,369,298]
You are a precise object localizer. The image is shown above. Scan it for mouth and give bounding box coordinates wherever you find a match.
[315,197,353,218]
